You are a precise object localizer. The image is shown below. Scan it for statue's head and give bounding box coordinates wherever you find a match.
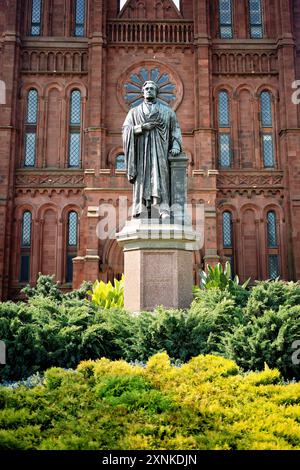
[142,81,159,101]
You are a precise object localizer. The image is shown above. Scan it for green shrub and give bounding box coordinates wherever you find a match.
[223,305,300,380]
[1,278,300,383]
[64,281,93,300]
[0,295,134,382]
[1,354,300,450]
[189,288,245,355]
[245,279,300,317]
[21,274,63,301]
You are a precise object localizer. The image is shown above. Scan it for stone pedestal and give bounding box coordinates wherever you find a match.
[116,219,199,312]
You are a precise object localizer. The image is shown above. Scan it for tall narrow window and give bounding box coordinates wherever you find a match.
[222,211,235,276]
[262,134,274,168]
[219,91,230,127]
[219,135,232,168]
[261,91,272,127]
[218,90,232,168]
[219,0,233,39]
[267,211,279,279]
[260,91,275,168]
[249,0,263,39]
[66,212,78,283]
[267,211,277,247]
[68,90,82,168]
[74,0,86,37]
[20,211,32,283]
[24,89,38,167]
[115,154,126,170]
[30,0,42,36]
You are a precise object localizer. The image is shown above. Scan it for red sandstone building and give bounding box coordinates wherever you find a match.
[0,0,300,299]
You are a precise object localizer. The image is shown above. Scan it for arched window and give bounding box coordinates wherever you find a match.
[218,90,230,127]
[24,89,38,167]
[223,211,233,248]
[218,90,232,168]
[115,154,126,170]
[74,0,86,37]
[20,211,32,283]
[30,0,42,36]
[66,211,78,283]
[260,91,275,168]
[267,211,277,248]
[261,91,272,127]
[267,211,279,279]
[248,0,263,39]
[222,211,235,275]
[68,90,82,168]
[219,0,233,39]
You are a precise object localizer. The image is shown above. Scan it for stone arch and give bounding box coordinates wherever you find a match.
[235,84,254,98]
[237,88,255,168]
[155,1,164,18]
[61,204,82,223]
[262,203,283,221]
[255,84,279,100]
[45,88,61,168]
[40,207,59,277]
[64,82,87,100]
[44,82,63,97]
[20,82,43,99]
[101,239,124,282]
[240,205,260,281]
[14,203,36,222]
[107,146,126,172]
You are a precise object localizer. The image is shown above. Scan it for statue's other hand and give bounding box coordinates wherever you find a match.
[142,122,158,131]
[170,148,181,156]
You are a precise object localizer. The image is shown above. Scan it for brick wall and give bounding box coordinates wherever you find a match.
[0,0,299,298]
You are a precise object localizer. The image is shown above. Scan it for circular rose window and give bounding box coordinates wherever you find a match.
[117,61,183,111]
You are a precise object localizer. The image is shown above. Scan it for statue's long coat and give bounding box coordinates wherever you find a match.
[122,101,182,217]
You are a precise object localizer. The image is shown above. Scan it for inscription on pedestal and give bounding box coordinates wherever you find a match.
[143,252,175,309]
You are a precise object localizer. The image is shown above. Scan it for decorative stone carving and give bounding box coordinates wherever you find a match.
[22,48,88,75]
[15,172,85,187]
[217,173,283,188]
[107,21,193,45]
[212,51,278,75]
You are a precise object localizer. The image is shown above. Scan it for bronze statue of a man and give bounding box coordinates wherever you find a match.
[122,80,182,220]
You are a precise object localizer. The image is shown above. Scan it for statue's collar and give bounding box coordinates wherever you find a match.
[144,100,157,106]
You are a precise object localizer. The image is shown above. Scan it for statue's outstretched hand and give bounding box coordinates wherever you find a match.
[170,148,181,156]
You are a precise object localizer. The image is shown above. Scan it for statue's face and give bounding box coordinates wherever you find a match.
[143,83,157,101]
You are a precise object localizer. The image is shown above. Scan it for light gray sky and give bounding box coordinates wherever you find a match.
[120,0,180,10]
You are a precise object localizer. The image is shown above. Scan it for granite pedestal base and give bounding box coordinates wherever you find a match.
[116,220,198,312]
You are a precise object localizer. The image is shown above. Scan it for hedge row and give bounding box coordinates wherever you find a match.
[1,279,300,382]
[1,354,300,450]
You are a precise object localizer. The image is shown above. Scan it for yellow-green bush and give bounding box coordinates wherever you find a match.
[88,275,124,309]
[1,354,300,450]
